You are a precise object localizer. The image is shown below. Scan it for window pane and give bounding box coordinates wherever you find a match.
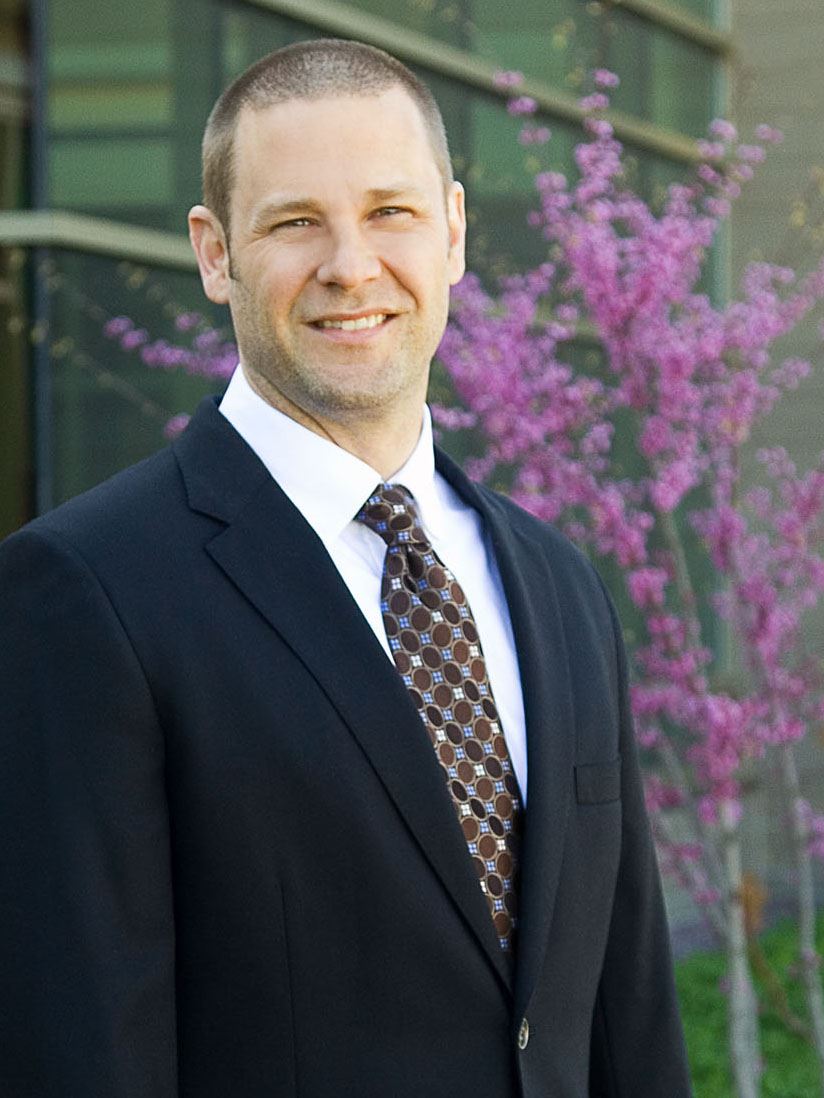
[599,8,717,137]
[38,249,222,505]
[49,138,174,214]
[46,0,344,231]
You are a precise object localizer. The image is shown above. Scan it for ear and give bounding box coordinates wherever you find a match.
[445,181,467,286]
[188,205,231,305]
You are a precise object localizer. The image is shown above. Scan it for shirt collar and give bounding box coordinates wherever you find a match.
[218,365,445,547]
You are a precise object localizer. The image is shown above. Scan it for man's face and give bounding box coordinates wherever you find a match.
[198,86,465,425]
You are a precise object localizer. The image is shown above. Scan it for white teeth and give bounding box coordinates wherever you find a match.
[317,313,387,331]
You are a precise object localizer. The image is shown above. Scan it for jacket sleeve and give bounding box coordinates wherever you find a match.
[0,526,177,1098]
[589,585,693,1097]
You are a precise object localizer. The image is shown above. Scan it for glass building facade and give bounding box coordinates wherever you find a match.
[1,0,728,533]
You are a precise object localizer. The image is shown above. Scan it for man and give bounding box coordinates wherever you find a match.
[0,39,691,1097]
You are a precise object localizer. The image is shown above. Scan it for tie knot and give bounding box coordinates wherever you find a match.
[357,483,430,549]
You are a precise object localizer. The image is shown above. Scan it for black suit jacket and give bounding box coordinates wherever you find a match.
[0,396,690,1097]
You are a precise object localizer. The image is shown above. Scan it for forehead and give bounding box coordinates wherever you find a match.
[231,87,441,207]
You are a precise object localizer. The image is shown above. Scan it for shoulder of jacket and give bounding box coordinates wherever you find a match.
[5,447,181,559]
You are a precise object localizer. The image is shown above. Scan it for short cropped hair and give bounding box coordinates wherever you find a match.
[202,38,453,238]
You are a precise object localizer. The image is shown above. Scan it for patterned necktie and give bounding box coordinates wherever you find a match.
[357,482,522,954]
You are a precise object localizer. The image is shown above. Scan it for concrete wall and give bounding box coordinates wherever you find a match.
[731,0,824,457]
[731,0,824,818]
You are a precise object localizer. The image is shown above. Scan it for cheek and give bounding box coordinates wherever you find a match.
[381,239,450,300]
[247,252,309,310]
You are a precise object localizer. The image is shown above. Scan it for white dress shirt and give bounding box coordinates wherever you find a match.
[219,365,528,799]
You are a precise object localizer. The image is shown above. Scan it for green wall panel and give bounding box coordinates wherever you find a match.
[49,139,173,209]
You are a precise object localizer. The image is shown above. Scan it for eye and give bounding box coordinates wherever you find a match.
[272,217,315,231]
[372,206,411,219]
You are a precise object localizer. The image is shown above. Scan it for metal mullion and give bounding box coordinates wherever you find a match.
[31,0,53,515]
[0,210,197,271]
[709,0,730,312]
[606,0,731,52]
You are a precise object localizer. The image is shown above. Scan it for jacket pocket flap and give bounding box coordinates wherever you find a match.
[575,757,621,805]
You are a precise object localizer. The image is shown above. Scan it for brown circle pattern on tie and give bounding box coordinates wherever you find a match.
[357,482,522,953]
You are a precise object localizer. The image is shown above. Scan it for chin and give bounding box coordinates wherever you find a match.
[308,391,400,416]
[305,370,419,412]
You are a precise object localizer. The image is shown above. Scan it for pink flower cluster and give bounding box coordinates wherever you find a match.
[104,314,237,380]
[103,312,237,436]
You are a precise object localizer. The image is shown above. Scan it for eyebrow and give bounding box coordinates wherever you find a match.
[249,184,431,229]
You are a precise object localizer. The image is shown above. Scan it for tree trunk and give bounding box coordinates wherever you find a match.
[780,743,824,1091]
[721,799,762,1098]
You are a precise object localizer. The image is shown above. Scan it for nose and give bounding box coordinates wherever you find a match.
[316,226,382,289]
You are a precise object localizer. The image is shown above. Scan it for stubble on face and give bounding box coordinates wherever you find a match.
[229,260,443,427]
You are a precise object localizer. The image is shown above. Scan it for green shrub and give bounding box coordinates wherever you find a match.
[677,916,824,1097]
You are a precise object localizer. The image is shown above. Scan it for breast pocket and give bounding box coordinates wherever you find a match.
[574,757,621,805]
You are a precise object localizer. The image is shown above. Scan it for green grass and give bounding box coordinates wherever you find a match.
[676,916,824,1096]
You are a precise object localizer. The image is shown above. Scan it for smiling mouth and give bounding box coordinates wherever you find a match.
[311,313,394,332]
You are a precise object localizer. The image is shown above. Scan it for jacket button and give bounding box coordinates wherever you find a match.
[517,1017,530,1050]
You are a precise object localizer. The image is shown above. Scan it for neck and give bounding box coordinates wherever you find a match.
[243,368,425,479]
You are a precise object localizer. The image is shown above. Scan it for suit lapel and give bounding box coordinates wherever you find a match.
[435,449,576,1018]
[174,399,514,991]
